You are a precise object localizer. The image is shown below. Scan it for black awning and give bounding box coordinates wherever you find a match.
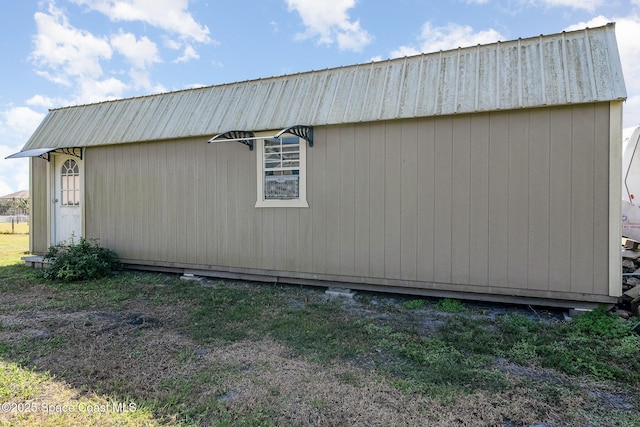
[275,125,313,147]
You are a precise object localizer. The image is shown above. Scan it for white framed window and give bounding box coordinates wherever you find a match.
[255,136,308,208]
[60,159,80,206]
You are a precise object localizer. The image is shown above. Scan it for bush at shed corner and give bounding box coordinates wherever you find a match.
[43,236,122,282]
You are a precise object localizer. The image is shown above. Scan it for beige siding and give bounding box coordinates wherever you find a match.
[84,102,613,302]
[30,158,48,254]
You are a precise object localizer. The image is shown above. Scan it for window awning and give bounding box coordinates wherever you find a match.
[5,147,83,161]
[208,130,256,150]
[208,125,313,151]
[275,125,313,147]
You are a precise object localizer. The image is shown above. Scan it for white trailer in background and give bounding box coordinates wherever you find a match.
[622,125,640,240]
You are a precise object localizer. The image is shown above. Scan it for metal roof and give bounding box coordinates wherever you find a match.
[21,23,626,151]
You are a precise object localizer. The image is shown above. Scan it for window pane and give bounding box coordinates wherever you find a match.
[264,175,299,199]
[60,159,80,206]
[261,137,302,201]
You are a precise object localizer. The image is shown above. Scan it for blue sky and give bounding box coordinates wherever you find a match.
[1,0,640,195]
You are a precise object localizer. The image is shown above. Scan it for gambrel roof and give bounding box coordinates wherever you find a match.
[20,23,626,151]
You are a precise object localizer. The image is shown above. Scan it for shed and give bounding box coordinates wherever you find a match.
[9,24,627,306]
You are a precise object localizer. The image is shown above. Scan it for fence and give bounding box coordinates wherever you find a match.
[0,215,29,223]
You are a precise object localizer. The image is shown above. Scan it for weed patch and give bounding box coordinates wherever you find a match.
[403,299,428,309]
[434,298,465,313]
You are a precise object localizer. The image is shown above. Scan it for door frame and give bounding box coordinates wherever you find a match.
[48,151,85,247]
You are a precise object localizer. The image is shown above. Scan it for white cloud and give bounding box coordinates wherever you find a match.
[2,107,46,139]
[26,95,61,109]
[75,77,128,104]
[164,38,182,50]
[285,0,372,52]
[30,1,172,105]
[0,154,29,196]
[32,2,112,81]
[390,22,504,58]
[537,0,605,13]
[174,44,199,63]
[419,22,504,52]
[110,30,160,69]
[0,107,44,195]
[71,0,212,43]
[389,45,420,59]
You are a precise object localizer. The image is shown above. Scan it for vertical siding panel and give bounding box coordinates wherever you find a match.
[226,145,240,266]
[274,208,288,270]
[112,147,123,253]
[528,110,551,290]
[417,119,436,282]
[353,125,371,277]
[153,143,165,260]
[385,122,402,279]
[250,201,263,271]
[434,118,453,283]
[549,107,572,292]
[216,144,229,266]
[127,144,140,258]
[163,142,172,262]
[261,208,275,269]
[82,153,91,240]
[570,105,595,293]
[298,143,314,273]
[451,116,471,285]
[340,126,356,276]
[105,146,116,249]
[30,158,48,253]
[469,114,490,286]
[325,127,341,273]
[206,143,218,265]
[184,141,197,264]
[113,147,124,254]
[96,148,107,244]
[139,144,151,261]
[369,122,386,278]
[311,129,327,273]
[145,145,157,260]
[507,111,530,288]
[175,143,188,263]
[593,103,611,295]
[84,150,93,242]
[400,120,418,281]
[93,149,103,244]
[166,142,178,262]
[286,209,300,271]
[236,144,253,268]
[196,142,209,265]
[488,113,509,287]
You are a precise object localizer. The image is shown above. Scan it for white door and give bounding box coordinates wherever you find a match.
[53,155,82,244]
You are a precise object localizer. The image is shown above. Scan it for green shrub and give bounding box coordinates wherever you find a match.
[43,237,122,282]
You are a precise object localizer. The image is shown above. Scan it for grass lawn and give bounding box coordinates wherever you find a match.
[0,222,29,267]
[0,231,639,426]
